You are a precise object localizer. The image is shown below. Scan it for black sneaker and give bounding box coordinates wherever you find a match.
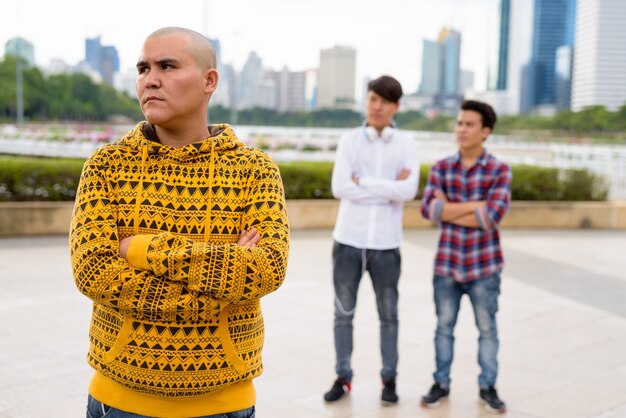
[420,382,450,407]
[323,377,351,402]
[381,379,398,405]
[479,386,506,414]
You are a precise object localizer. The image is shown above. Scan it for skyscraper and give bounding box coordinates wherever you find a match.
[487,0,511,91]
[417,28,462,112]
[255,67,306,112]
[238,52,264,109]
[418,40,442,95]
[207,37,235,109]
[100,46,120,85]
[521,0,576,113]
[440,29,461,96]
[84,36,120,85]
[571,0,626,111]
[317,46,356,109]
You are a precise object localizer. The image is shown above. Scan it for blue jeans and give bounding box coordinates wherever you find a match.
[432,273,501,389]
[86,394,255,418]
[332,241,401,381]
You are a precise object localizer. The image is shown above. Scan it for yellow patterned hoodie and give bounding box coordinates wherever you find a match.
[70,122,289,417]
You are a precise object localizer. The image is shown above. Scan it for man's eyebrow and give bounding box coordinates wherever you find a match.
[136,58,181,68]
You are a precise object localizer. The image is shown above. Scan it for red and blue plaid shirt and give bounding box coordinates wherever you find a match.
[421,150,512,283]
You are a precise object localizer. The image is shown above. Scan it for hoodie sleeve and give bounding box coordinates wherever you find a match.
[125,152,290,303]
[70,152,223,323]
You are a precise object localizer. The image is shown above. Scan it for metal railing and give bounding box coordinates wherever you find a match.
[2,125,625,200]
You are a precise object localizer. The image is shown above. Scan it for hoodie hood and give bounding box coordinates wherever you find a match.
[119,121,245,156]
[118,121,246,241]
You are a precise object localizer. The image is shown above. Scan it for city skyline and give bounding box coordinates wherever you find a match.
[1,0,494,99]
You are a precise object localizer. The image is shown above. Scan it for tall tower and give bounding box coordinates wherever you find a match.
[317,46,356,109]
[418,27,461,112]
[571,0,626,111]
[84,36,120,85]
[418,39,443,95]
[238,51,264,110]
[521,0,576,112]
[439,29,461,96]
[487,0,511,91]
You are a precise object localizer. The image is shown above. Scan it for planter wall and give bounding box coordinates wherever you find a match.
[1,200,625,237]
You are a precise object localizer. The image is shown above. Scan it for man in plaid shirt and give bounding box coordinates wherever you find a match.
[419,100,511,414]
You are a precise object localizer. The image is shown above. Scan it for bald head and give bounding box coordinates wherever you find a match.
[146,27,216,70]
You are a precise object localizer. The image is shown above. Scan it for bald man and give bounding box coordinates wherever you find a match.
[71,27,289,418]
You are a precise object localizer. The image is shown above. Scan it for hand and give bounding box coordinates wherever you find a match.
[434,189,448,202]
[396,168,411,180]
[119,236,133,260]
[237,229,261,247]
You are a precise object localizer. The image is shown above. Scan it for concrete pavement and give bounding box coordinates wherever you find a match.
[0,228,625,417]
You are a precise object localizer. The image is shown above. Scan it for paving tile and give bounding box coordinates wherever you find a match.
[1,229,626,417]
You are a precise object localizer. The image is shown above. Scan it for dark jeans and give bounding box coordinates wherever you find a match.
[86,394,256,418]
[332,241,401,381]
[432,273,501,388]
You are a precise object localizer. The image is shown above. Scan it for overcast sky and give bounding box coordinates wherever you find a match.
[1,0,494,97]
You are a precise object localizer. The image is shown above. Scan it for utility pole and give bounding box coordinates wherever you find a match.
[16,42,24,126]
[15,1,24,126]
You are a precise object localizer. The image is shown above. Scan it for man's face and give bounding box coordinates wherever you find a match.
[135,33,216,130]
[455,110,491,152]
[365,91,399,131]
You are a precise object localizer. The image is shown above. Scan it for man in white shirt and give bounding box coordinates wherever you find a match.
[323,75,419,405]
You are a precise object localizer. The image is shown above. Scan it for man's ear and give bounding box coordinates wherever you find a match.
[204,69,218,94]
[482,126,492,141]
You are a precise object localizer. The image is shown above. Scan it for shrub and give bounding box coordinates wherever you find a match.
[559,168,609,201]
[510,165,562,200]
[510,165,609,201]
[0,155,609,202]
[0,156,84,201]
[279,161,334,199]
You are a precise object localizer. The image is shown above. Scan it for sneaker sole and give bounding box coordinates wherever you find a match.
[323,393,347,402]
[420,396,448,408]
[381,399,398,406]
[481,400,506,414]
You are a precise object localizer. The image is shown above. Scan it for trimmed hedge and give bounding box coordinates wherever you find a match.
[0,156,84,201]
[0,155,609,202]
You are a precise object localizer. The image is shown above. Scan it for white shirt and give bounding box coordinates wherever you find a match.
[332,126,419,249]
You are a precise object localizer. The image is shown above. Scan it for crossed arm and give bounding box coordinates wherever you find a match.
[70,153,288,322]
[332,137,419,203]
[434,189,486,228]
[421,164,511,230]
[119,228,261,259]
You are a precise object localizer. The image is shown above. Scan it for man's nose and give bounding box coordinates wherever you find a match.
[144,71,161,88]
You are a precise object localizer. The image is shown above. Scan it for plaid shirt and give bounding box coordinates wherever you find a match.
[421,150,512,283]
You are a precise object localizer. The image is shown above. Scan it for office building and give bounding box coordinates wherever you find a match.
[238,52,264,109]
[317,45,356,109]
[255,67,306,112]
[417,28,462,113]
[419,39,443,95]
[84,36,120,85]
[487,0,511,91]
[521,0,576,113]
[571,0,626,111]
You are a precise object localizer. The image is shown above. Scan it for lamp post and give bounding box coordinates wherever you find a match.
[16,41,24,126]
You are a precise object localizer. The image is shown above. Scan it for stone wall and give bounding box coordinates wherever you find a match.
[1,200,625,236]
